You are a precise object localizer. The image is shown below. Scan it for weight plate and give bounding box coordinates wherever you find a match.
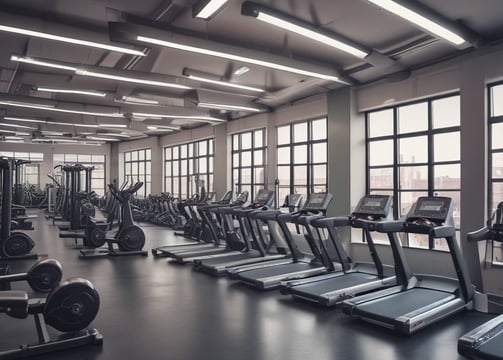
[88,228,107,248]
[3,232,35,257]
[117,226,145,252]
[45,277,100,333]
[27,259,63,293]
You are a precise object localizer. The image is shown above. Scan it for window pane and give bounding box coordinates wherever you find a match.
[242,168,252,184]
[399,166,428,190]
[294,165,308,185]
[254,150,264,166]
[165,148,172,160]
[241,151,252,166]
[53,154,64,162]
[493,153,503,179]
[254,129,264,147]
[294,122,308,142]
[399,136,427,163]
[172,161,179,176]
[294,145,308,163]
[434,132,460,162]
[493,123,503,149]
[369,109,394,137]
[277,166,291,185]
[180,160,187,175]
[493,183,503,211]
[491,84,503,117]
[370,168,394,189]
[312,165,326,185]
[233,170,239,185]
[369,140,393,166]
[165,163,172,176]
[180,145,187,158]
[79,154,91,162]
[312,118,327,140]
[233,153,240,167]
[66,154,78,162]
[277,125,290,145]
[173,146,179,159]
[199,141,207,155]
[434,164,460,189]
[131,151,138,161]
[434,191,461,228]
[188,144,194,158]
[241,132,252,149]
[312,143,327,163]
[398,103,428,134]
[199,158,207,173]
[233,135,239,150]
[432,96,460,128]
[254,167,264,183]
[93,154,105,162]
[146,149,151,160]
[138,150,145,161]
[277,147,290,164]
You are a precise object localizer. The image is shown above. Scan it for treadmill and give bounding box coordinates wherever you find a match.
[150,191,246,258]
[280,194,397,307]
[228,192,339,290]
[192,189,277,276]
[458,201,503,359]
[342,196,474,335]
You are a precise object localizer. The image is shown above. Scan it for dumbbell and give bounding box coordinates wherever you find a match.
[0,259,62,292]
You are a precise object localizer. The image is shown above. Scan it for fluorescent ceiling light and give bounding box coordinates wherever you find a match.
[185,73,264,93]
[0,122,38,130]
[147,126,175,131]
[243,4,367,58]
[197,102,262,112]
[145,124,181,131]
[98,123,128,128]
[137,35,340,82]
[11,55,77,71]
[3,139,24,143]
[41,130,65,136]
[367,0,465,45]
[87,136,120,141]
[0,129,30,136]
[193,0,229,19]
[0,100,123,118]
[132,112,226,123]
[3,116,46,123]
[44,138,79,143]
[106,133,131,138]
[0,24,146,56]
[11,56,190,91]
[4,136,24,140]
[75,69,191,90]
[119,96,159,105]
[234,66,250,76]
[45,121,99,128]
[35,87,107,97]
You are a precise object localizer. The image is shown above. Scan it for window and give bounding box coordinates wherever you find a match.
[366,94,461,250]
[54,154,106,196]
[0,152,44,189]
[489,83,503,215]
[276,118,327,202]
[164,139,214,198]
[232,129,266,202]
[123,149,151,198]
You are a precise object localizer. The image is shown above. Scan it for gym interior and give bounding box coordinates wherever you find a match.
[0,0,502,359]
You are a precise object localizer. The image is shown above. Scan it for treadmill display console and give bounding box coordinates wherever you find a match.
[254,190,275,205]
[353,195,392,218]
[408,197,452,222]
[304,193,333,211]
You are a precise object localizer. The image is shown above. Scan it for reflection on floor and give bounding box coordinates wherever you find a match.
[0,210,493,360]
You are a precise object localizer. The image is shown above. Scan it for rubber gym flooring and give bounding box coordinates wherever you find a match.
[0,210,494,360]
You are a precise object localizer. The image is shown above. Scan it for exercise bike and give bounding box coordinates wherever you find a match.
[0,158,38,259]
[79,181,148,258]
[0,277,102,358]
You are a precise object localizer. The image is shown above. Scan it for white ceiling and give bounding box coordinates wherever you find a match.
[0,0,502,144]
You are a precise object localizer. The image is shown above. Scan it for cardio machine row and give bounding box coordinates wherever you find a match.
[153,188,503,359]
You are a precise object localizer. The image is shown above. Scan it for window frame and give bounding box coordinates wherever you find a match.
[123,149,151,198]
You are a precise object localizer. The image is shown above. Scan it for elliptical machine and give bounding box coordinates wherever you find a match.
[79,181,147,258]
[0,158,38,259]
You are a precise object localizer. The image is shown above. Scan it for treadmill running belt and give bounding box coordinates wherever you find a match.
[355,288,454,322]
[291,272,377,296]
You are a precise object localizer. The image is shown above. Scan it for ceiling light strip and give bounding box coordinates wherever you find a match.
[0,100,123,118]
[194,0,229,19]
[197,102,262,112]
[186,74,264,93]
[136,35,340,82]
[10,55,77,71]
[35,87,107,97]
[0,24,146,56]
[3,116,45,123]
[132,112,226,123]
[367,0,465,45]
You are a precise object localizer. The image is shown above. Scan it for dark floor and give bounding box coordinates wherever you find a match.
[0,210,495,360]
